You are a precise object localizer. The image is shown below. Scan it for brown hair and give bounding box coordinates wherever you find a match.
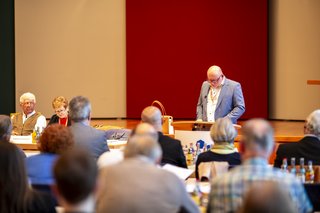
[0,142,29,212]
[52,96,68,109]
[38,124,74,154]
[54,148,97,204]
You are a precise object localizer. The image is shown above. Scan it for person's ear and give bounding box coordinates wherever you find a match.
[239,141,245,154]
[94,174,105,199]
[5,134,11,142]
[51,184,60,198]
[155,155,162,165]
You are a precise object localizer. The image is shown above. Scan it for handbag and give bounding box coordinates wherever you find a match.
[151,100,173,134]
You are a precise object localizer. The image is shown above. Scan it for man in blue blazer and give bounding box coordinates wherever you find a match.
[196,65,245,124]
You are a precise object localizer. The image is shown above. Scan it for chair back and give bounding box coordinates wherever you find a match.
[198,161,229,181]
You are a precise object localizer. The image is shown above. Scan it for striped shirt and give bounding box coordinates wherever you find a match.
[207,157,312,213]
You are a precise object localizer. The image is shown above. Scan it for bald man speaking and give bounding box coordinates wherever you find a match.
[196,65,245,124]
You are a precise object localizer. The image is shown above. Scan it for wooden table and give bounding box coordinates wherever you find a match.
[10,135,38,150]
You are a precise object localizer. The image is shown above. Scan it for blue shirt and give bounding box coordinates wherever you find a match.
[207,157,312,213]
[25,153,58,185]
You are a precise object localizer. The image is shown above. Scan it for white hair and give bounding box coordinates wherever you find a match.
[306,109,320,138]
[19,92,36,103]
[210,117,237,144]
[124,134,162,163]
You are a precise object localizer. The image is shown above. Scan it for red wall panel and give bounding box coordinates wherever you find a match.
[126,0,268,120]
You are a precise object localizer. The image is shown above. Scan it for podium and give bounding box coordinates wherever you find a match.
[172,121,241,131]
[171,121,241,147]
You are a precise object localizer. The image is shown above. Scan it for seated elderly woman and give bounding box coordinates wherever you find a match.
[195,117,241,180]
[25,124,74,186]
[48,96,71,126]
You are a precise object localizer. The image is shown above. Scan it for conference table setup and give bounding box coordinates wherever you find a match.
[10,118,320,211]
[2,0,320,211]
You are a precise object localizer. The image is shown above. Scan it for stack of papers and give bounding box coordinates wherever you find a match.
[162,164,194,180]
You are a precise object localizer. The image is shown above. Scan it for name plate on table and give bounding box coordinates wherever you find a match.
[10,135,38,150]
[107,140,127,149]
[10,135,32,144]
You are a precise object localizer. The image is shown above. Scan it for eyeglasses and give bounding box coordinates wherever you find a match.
[55,108,66,114]
[208,75,223,84]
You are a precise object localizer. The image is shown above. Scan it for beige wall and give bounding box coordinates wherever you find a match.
[15,0,126,118]
[15,0,320,119]
[269,0,320,120]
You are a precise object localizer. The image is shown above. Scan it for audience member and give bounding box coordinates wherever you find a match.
[130,122,159,140]
[207,118,312,213]
[196,65,245,124]
[97,123,157,169]
[69,96,110,160]
[25,124,74,186]
[237,181,298,213]
[96,134,199,213]
[0,114,12,141]
[0,114,26,158]
[0,142,56,213]
[11,92,47,135]
[53,148,97,213]
[141,106,187,168]
[274,109,320,167]
[195,117,241,180]
[48,96,71,126]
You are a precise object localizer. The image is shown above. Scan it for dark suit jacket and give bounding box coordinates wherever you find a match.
[69,122,109,161]
[158,132,188,168]
[274,136,320,168]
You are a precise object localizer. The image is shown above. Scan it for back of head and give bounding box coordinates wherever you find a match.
[20,92,36,103]
[242,119,274,156]
[141,106,162,130]
[124,134,162,163]
[69,96,91,122]
[210,117,237,144]
[130,123,159,141]
[238,181,297,213]
[0,142,28,212]
[305,109,320,138]
[53,148,98,205]
[39,124,74,154]
[0,115,12,141]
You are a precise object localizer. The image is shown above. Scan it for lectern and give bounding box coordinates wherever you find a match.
[171,121,241,147]
[172,121,241,131]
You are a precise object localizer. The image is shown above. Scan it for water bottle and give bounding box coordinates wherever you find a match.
[297,158,306,183]
[290,158,296,175]
[281,158,289,173]
[305,160,315,183]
